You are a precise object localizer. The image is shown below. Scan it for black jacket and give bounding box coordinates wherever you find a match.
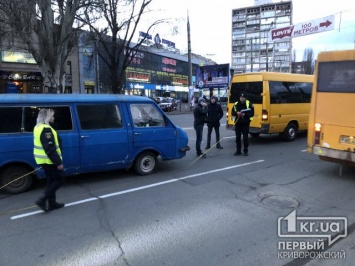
[193,104,208,126]
[231,100,254,125]
[207,102,224,127]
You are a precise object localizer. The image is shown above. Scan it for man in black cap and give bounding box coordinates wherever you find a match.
[205,96,224,149]
[194,97,208,158]
[231,93,254,156]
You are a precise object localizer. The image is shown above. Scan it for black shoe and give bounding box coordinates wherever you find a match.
[35,199,48,212]
[205,145,211,149]
[201,154,207,159]
[48,201,65,211]
[216,145,223,149]
[243,152,248,156]
[234,151,242,156]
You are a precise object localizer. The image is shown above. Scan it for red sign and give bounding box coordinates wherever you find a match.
[126,71,150,82]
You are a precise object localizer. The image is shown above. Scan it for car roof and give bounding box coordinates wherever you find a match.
[0,94,154,104]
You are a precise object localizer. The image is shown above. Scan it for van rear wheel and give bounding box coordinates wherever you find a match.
[283,123,297,141]
[134,152,158,175]
[0,166,33,194]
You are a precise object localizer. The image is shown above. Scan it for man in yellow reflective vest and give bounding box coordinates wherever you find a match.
[231,93,254,156]
[34,108,65,212]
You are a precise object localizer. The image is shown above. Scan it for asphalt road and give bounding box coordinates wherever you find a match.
[1,113,355,266]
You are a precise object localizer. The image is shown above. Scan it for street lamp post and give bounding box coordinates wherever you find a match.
[250,39,253,73]
[266,22,274,72]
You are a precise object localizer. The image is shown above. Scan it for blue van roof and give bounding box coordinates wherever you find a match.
[0,94,154,104]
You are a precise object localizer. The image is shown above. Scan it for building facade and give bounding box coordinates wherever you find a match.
[231,1,293,73]
[0,34,214,98]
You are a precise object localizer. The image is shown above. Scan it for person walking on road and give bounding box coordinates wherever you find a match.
[231,93,254,156]
[34,108,65,212]
[205,96,224,149]
[194,97,208,158]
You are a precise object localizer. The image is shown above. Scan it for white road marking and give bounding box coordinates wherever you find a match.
[301,149,307,152]
[11,160,264,220]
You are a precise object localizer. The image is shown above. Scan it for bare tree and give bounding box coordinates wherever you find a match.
[81,0,167,94]
[0,0,94,93]
[303,48,315,75]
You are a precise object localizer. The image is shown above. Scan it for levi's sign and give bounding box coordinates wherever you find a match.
[269,15,334,42]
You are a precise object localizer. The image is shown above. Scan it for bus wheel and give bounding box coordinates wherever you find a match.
[283,123,297,141]
[249,133,260,138]
[0,166,33,194]
[134,152,158,175]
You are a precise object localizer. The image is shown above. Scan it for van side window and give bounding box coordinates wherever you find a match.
[0,107,22,133]
[77,104,122,130]
[269,82,312,104]
[229,82,263,104]
[130,104,165,127]
[23,106,73,132]
[0,106,72,133]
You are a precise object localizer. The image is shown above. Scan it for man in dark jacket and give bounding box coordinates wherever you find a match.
[194,97,208,158]
[205,96,224,149]
[231,93,254,156]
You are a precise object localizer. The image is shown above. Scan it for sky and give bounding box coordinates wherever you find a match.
[146,0,355,64]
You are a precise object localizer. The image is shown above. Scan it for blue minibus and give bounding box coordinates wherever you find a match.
[0,94,190,193]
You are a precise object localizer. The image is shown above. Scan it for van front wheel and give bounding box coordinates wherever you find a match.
[0,166,33,194]
[134,152,158,175]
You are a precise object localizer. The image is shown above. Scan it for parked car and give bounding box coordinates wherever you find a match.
[155,97,164,104]
[158,97,177,112]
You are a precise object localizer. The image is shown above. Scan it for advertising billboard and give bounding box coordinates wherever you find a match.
[195,64,230,89]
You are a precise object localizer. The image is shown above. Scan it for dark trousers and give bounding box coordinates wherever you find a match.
[235,123,250,153]
[194,124,204,156]
[41,164,64,200]
[207,125,220,146]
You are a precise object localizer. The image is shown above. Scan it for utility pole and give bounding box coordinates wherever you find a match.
[187,11,193,110]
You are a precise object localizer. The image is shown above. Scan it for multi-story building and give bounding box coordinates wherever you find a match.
[231,0,293,73]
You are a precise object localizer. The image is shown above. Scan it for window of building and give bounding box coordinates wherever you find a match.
[66,61,72,75]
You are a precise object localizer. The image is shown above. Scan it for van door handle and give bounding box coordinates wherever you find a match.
[134,133,141,135]
[80,135,90,139]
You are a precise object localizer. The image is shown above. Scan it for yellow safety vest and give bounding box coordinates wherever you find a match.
[233,100,253,122]
[33,124,62,165]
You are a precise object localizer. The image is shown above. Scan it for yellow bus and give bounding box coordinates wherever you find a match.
[307,50,355,166]
[227,72,314,141]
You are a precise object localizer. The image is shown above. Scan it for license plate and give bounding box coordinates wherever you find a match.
[340,136,355,145]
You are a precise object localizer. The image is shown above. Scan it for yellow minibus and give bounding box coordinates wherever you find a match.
[227,72,314,140]
[307,50,355,166]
